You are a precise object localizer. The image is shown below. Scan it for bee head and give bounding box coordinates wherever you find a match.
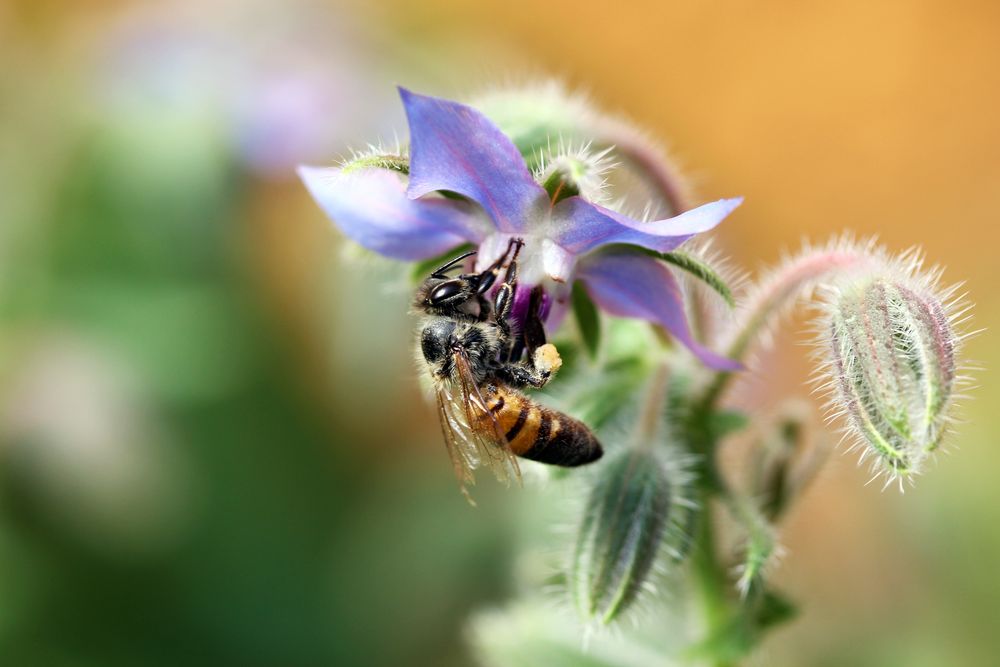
[414,249,493,317]
[415,276,480,315]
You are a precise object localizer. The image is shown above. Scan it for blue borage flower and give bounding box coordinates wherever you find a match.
[299,88,742,369]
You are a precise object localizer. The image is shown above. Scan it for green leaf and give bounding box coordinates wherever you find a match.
[604,318,658,362]
[470,599,671,667]
[659,250,735,307]
[409,243,474,285]
[684,589,797,664]
[756,589,797,630]
[569,357,649,430]
[684,614,757,664]
[665,369,693,424]
[571,281,601,359]
[708,409,750,439]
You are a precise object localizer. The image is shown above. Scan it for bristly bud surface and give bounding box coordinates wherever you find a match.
[569,448,694,625]
[815,255,971,486]
[536,142,616,205]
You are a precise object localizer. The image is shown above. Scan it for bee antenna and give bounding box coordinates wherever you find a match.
[430,250,477,278]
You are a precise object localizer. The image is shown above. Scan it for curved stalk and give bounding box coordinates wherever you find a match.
[700,241,881,410]
[595,117,692,216]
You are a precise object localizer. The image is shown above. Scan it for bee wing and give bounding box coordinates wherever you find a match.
[436,388,476,488]
[436,349,521,498]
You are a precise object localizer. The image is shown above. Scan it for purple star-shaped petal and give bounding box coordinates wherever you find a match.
[299,88,743,368]
[551,196,744,256]
[297,165,486,260]
[401,87,548,233]
[577,250,742,370]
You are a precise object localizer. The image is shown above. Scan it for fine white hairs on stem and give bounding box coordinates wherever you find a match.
[677,237,750,347]
[722,235,885,365]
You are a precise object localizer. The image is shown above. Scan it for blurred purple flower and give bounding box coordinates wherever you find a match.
[99,0,381,178]
[299,89,741,368]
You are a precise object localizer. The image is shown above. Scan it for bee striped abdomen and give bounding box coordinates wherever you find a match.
[486,388,603,467]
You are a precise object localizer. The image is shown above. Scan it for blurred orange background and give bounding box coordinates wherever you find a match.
[1,1,998,665]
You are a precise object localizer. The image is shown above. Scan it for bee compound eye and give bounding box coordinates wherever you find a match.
[429,280,464,304]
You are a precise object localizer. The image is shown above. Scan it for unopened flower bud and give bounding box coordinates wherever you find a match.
[470,81,692,214]
[569,448,694,625]
[818,266,966,484]
[751,401,814,521]
[339,143,409,175]
[537,144,615,205]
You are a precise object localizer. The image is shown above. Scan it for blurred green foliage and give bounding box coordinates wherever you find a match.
[1,2,999,666]
[0,15,513,666]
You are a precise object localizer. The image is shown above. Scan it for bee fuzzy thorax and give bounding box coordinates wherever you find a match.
[419,317,503,380]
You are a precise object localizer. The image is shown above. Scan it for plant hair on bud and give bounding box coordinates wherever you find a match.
[811,248,975,488]
[568,448,697,627]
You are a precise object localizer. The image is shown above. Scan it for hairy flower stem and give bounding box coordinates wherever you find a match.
[691,493,736,667]
[594,118,692,216]
[700,244,879,411]
[680,243,888,664]
[635,361,671,448]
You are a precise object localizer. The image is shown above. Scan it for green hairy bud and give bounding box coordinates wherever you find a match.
[817,263,968,486]
[569,448,694,625]
[749,402,815,521]
[471,81,692,214]
[537,143,615,205]
[338,143,409,175]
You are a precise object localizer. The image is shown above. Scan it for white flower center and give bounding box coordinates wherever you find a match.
[476,233,575,286]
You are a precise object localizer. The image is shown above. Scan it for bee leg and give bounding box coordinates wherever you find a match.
[492,339,562,391]
[468,238,523,298]
[505,282,546,363]
[492,362,548,389]
[499,282,562,386]
[493,266,517,324]
[522,285,547,356]
[467,238,523,323]
[492,243,522,340]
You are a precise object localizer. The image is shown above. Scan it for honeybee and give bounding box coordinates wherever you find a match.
[414,239,603,500]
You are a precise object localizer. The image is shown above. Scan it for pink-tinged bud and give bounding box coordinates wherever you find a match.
[815,256,972,486]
